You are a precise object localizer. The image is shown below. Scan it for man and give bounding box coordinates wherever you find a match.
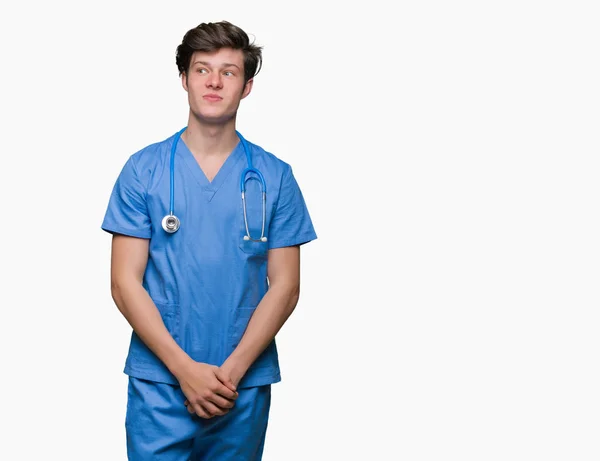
[101,20,317,460]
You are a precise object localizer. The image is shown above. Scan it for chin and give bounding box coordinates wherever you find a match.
[194,110,235,125]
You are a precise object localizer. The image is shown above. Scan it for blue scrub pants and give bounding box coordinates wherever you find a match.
[125,377,271,460]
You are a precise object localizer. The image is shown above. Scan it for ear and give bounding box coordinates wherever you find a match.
[241,78,253,100]
[181,72,189,92]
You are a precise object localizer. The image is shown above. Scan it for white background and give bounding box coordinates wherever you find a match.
[1,1,598,460]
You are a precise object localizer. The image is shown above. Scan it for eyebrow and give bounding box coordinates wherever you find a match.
[192,61,241,70]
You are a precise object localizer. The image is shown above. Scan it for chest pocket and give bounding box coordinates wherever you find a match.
[239,238,268,255]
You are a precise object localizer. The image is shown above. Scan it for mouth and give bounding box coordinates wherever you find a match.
[203,94,223,102]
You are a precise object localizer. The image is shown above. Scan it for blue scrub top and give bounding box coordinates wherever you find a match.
[101,130,317,388]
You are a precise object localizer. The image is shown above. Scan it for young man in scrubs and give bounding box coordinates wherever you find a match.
[101,20,317,460]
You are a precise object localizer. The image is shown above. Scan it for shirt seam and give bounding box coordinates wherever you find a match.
[101,224,151,239]
[268,231,317,249]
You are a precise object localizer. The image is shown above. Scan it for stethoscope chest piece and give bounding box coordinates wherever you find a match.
[162,214,180,233]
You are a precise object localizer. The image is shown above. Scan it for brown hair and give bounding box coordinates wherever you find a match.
[175,21,263,86]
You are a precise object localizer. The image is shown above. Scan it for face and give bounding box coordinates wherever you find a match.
[182,47,252,125]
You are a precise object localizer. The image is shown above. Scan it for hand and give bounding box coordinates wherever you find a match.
[178,362,238,419]
[219,360,244,390]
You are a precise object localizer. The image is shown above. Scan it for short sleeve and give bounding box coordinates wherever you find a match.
[101,156,151,239]
[268,165,317,249]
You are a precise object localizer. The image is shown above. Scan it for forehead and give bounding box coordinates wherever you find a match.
[190,48,244,67]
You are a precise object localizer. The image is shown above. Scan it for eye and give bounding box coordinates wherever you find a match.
[224,71,234,77]
[197,68,208,74]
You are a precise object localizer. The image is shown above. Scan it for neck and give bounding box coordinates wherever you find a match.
[182,116,239,157]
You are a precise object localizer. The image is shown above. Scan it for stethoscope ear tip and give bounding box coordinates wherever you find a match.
[242,235,268,242]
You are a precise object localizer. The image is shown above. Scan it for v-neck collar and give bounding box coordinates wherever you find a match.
[178,137,244,202]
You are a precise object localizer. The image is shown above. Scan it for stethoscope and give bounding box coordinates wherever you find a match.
[162,127,267,242]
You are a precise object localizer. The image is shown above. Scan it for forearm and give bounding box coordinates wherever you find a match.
[111,279,192,379]
[222,283,299,382]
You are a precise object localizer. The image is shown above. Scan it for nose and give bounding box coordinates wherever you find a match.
[206,71,223,89]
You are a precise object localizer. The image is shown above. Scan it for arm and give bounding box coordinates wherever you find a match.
[110,234,190,374]
[220,245,301,386]
[110,234,237,417]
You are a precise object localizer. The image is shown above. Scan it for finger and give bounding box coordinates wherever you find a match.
[207,393,235,410]
[191,402,211,419]
[214,369,238,394]
[213,380,238,400]
[202,400,229,417]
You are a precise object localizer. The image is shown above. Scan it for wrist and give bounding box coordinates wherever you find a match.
[221,356,249,386]
[165,352,195,381]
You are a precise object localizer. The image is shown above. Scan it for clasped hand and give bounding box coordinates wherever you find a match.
[180,362,239,419]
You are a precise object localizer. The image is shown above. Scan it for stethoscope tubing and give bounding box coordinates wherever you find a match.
[163,127,267,242]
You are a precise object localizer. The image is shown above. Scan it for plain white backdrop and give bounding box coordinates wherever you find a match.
[1,1,599,459]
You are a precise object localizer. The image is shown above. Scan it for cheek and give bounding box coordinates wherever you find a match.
[187,85,204,102]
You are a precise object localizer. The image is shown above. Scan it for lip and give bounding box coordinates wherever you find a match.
[203,94,222,101]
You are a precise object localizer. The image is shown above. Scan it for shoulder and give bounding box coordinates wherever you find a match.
[245,139,293,181]
[129,132,177,166]
[127,132,178,176]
